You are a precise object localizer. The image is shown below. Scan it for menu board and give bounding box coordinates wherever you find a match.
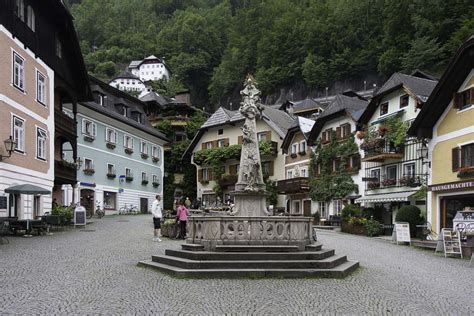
[394,223,411,245]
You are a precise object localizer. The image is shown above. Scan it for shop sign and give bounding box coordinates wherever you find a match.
[429,180,474,192]
[392,222,411,245]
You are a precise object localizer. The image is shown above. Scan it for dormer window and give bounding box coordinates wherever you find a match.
[380,102,389,116]
[400,95,409,108]
[118,105,127,117]
[94,92,106,106]
[14,0,25,21]
[26,5,35,31]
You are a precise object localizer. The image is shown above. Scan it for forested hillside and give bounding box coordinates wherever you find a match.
[68,0,473,108]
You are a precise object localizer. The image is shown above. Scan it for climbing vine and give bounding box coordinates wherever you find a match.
[309,131,358,202]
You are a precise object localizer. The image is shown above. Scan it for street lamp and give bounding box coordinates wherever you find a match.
[0,136,17,161]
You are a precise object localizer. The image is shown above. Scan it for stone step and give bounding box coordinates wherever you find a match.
[181,244,204,251]
[138,260,359,279]
[152,254,347,270]
[214,245,300,252]
[305,243,322,251]
[165,249,334,261]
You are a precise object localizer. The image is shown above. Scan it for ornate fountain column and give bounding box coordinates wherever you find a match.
[232,75,270,217]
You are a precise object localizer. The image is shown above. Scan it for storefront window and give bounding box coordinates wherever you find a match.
[103,191,116,210]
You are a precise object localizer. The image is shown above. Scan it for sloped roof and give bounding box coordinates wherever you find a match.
[281,116,316,153]
[408,36,474,138]
[307,94,368,145]
[129,60,142,68]
[293,98,323,113]
[111,70,141,81]
[358,73,438,124]
[183,106,296,158]
[140,91,170,107]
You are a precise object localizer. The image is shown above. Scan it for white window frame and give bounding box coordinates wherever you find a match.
[36,127,47,160]
[84,158,94,170]
[371,168,381,182]
[299,141,306,153]
[125,168,132,177]
[12,115,25,153]
[287,170,293,179]
[152,146,160,158]
[217,139,226,148]
[203,168,210,181]
[141,172,148,182]
[334,199,343,216]
[257,132,267,142]
[140,141,148,154]
[291,143,298,155]
[12,51,25,91]
[152,174,158,183]
[26,5,35,31]
[36,70,46,105]
[107,163,115,174]
[124,134,134,149]
[15,0,25,21]
[301,168,307,178]
[105,128,117,144]
[318,201,327,219]
[386,165,397,180]
[81,119,96,138]
[403,163,416,177]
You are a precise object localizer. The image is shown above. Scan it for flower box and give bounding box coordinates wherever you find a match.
[299,151,306,156]
[382,178,397,187]
[83,135,95,142]
[107,173,116,179]
[125,176,133,182]
[124,148,133,155]
[141,180,149,185]
[106,142,116,149]
[152,157,159,163]
[458,167,474,178]
[83,169,95,175]
[141,153,149,159]
[290,153,297,158]
[360,138,384,150]
[399,176,421,187]
[152,182,160,188]
[368,181,380,190]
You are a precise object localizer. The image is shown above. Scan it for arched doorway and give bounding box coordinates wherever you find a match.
[80,189,95,216]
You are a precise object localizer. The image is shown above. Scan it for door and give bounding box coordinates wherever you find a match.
[303,200,311,217]
[140,198,148,214]
[80,189,95,215]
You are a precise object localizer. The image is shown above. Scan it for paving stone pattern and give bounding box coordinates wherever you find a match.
[0,215,473,314]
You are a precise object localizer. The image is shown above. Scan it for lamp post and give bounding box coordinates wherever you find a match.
[0,136,17,161]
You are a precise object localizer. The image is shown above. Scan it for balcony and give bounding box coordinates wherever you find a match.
[361,139,404,162]
[54,160,77,185]
[218,175,238,188]
[55,110,76,141]
[277,177,310,194]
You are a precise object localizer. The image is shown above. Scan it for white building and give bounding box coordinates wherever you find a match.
[109,71,150,98]
[129,55,170,82]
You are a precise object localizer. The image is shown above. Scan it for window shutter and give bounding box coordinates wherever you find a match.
[212,140,218,148]
[202,142,206,150]
[470,87,474,105]
[81,119,86,134]
[266,131,272,141]
[198,169,203,182]
[336,127,341,139]
[92,123,97,137]
[224,138,229,147]
[268,161,274,176]
[238,136,243,145]
[453,92,461,109]
[452,147,459,171]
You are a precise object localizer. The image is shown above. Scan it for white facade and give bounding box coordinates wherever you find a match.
[129,55,170,82]
[109,77,149,97]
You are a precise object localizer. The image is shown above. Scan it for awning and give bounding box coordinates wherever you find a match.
[5,184,51,195]
[355,191,415,203]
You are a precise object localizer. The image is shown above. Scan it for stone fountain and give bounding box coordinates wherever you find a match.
[139,76,359,278]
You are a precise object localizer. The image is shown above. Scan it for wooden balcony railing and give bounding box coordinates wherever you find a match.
[54,160,77,185]
[277,177,310,194]
[361,138,404,162]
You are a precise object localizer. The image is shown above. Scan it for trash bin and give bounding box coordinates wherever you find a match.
[74,205,86,226]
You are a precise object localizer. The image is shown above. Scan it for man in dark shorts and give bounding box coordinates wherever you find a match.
[151,195,162,242]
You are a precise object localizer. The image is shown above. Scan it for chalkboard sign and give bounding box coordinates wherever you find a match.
[74,206,86,226]
[0,196,7,209]
[393,222,411,245]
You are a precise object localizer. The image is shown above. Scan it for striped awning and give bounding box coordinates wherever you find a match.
[355,191,416,203]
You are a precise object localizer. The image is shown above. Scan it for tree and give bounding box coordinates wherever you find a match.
[401,37,444,73]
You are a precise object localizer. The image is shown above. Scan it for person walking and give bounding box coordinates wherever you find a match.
[176,201,189,239]
[151,195,162,242]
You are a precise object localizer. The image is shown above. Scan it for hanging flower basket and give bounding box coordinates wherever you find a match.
[368,181,380,190]
[106,142,116,149]
[107,173,116,179]
[382,178,396,187]
[124,148,133,155]
[83,168,95,175]
[152,157,159,163]
[83,135,95,142]
[458,167,474,178]
[152,182,160,188]
[141,153,149,159]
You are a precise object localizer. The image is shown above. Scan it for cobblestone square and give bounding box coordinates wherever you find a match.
[0,215,473,314]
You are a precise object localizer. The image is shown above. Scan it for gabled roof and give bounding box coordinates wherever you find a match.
[110,70,141,81]
[307,94,368,145]
[358,73,438,124]
[128,60,142,68]
[183,106,296,158]
[281,116,316,153]
[128,55,165,69]
[293,98,323,114]
[140,91,170,107]
[408,36,474,138]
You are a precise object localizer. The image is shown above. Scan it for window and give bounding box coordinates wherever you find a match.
[287,170,293,179]
[380,102,389,116]
[404,163,415,177]
[203,168,210,181]
[152,146,160,159]
[142,172,148,181]
[334,200,343,216]
[82,119,96,137]
[55,35,62,58]
[26,6,35,31]
[205,142,212,149]
[95,93,105,106]
[218,129,223,135]
[341,124,351,139]
[318,201,327,219]
[36,71,46,105]
[291,143,298,155]
[103,191,116,209]
[13,52,25,91]
[299,141,306,154]
[124,135,133,149]
[140,141,148,154]
[400,95,409,108]
[14,0,25,21]
[371,169,380,182]
[107,163,115,175]
[293,201,301,213]
[119,105,127,117]
[217,139,226,148]
[33,195,41,218]
[12,116,25,152]
[454,88,473,110]
[257,132,268,141]
[460,144,474,168]
[105,128,117,144]
[332,159,340,172]
[36,127,46,160]
[152,174,158,183]
[84,158,93,170]
[322,129,332,143]
[386,165,397,180]
[125,168,132,177]
[301,168,307,177]
[350,155,361,170]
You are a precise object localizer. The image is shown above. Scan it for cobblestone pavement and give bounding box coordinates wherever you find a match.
[0,215,473,315]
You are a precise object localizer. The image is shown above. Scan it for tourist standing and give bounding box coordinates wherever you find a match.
[176,202,189,239]
[151,195,162,242]
[185,197,192,208]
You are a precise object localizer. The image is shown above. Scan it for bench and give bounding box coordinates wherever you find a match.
[9,219,48,236]
[328,215,342,226]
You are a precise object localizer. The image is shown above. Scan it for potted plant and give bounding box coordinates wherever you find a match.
[124,148,133,155]
[382,178,396,187]
[152,157,159,163]
[126,176,133,182]
[368,181,380,190]
[458,167,474,178]
[152,182,160,188]
[141,153,149,159]
[106,142,116,149]
[107,173,116,179]
[83,135,94,142]
[83,168,95,175]
[141,180,149,185]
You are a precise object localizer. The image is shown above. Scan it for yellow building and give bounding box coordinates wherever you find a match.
[409,36,474,233]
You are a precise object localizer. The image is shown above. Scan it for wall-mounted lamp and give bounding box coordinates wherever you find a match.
[0,136,17,161]
[75,157,83,170]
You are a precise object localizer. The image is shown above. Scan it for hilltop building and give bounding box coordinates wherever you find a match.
[129,55,170,82]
